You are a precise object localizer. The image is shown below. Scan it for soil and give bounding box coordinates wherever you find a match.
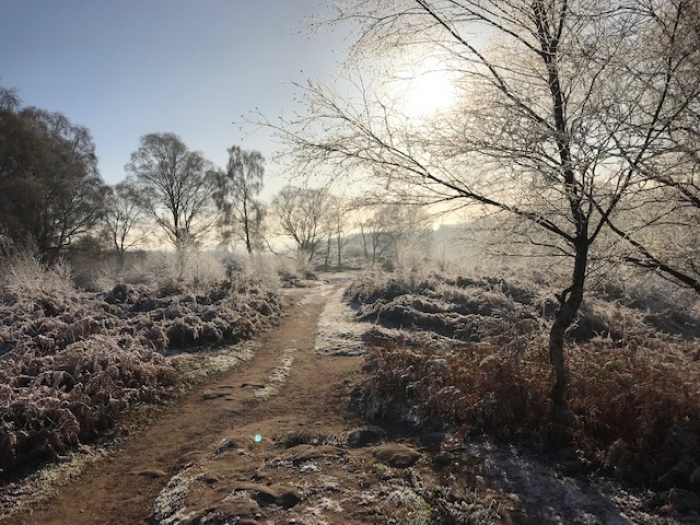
[1,280,695,524]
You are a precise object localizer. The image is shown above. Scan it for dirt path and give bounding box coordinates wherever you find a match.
[4,282,455,525]
[4,281,684,525]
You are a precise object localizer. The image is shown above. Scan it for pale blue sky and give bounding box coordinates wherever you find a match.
[0,0,348,198]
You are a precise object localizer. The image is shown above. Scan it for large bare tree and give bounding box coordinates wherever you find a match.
[125,133,216,250]
[0,102,106,264]
[266,0,690,416]
[271,186,330,263]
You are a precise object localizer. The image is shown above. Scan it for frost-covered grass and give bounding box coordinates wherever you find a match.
[0,254,282,479]
[347,269,700,493]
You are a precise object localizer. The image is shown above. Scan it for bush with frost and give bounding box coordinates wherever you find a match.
[349,270,700,491]
[0,255,281,478]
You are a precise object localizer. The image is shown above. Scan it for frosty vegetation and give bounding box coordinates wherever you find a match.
[346,267,700,497]
[0,252,289,480]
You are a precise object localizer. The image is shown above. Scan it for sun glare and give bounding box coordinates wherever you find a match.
[396,57,457,120]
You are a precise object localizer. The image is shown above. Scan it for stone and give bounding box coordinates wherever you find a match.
[346,425,387,448]
[373,444,421,468]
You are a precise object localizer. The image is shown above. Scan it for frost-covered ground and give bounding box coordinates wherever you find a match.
[152,275,697,525]
[311,277,696,524]
[345,271,700,524]
[4,271,698,524]
[315,284,371,356]
[0,276,281,519]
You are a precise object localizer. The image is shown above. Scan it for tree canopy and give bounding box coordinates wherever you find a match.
[0,94,107,264]
[125,133,216,249]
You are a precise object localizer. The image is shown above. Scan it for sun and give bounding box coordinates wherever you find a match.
[394,56,458,120]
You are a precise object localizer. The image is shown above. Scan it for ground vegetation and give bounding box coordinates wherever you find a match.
[0,255,281,479]
[346,269,700,497]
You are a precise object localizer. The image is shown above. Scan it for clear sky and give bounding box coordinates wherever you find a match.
[0,0,348,199]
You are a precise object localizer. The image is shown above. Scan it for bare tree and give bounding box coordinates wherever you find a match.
[102,181,149,257]
[0,104,106,264]
[212,146,266,254]
[598,0,700,294]
[125,133,215,250]
[265,0,687,416]
[271,186,330,263]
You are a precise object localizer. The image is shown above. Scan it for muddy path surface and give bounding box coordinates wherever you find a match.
[3,283,354,524]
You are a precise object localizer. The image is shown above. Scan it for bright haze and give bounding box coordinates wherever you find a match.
[0,0,347,198]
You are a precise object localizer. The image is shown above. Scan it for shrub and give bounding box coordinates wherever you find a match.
[0,258,282,479]
[351,270,700,491]
[0,253,74,299]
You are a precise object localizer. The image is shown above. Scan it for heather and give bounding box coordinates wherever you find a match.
[347,270,700,492]
[0,254,282,478]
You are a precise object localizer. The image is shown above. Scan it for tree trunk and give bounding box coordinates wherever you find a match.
[548,238,587,421]
[244,222,252,254]
[336,235,342,270]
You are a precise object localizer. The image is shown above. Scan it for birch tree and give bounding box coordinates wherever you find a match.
[266,0,689,417]
[212,146,266,254]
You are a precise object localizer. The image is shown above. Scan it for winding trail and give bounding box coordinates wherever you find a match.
[6,283,370,524]
[4,280,681,525]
